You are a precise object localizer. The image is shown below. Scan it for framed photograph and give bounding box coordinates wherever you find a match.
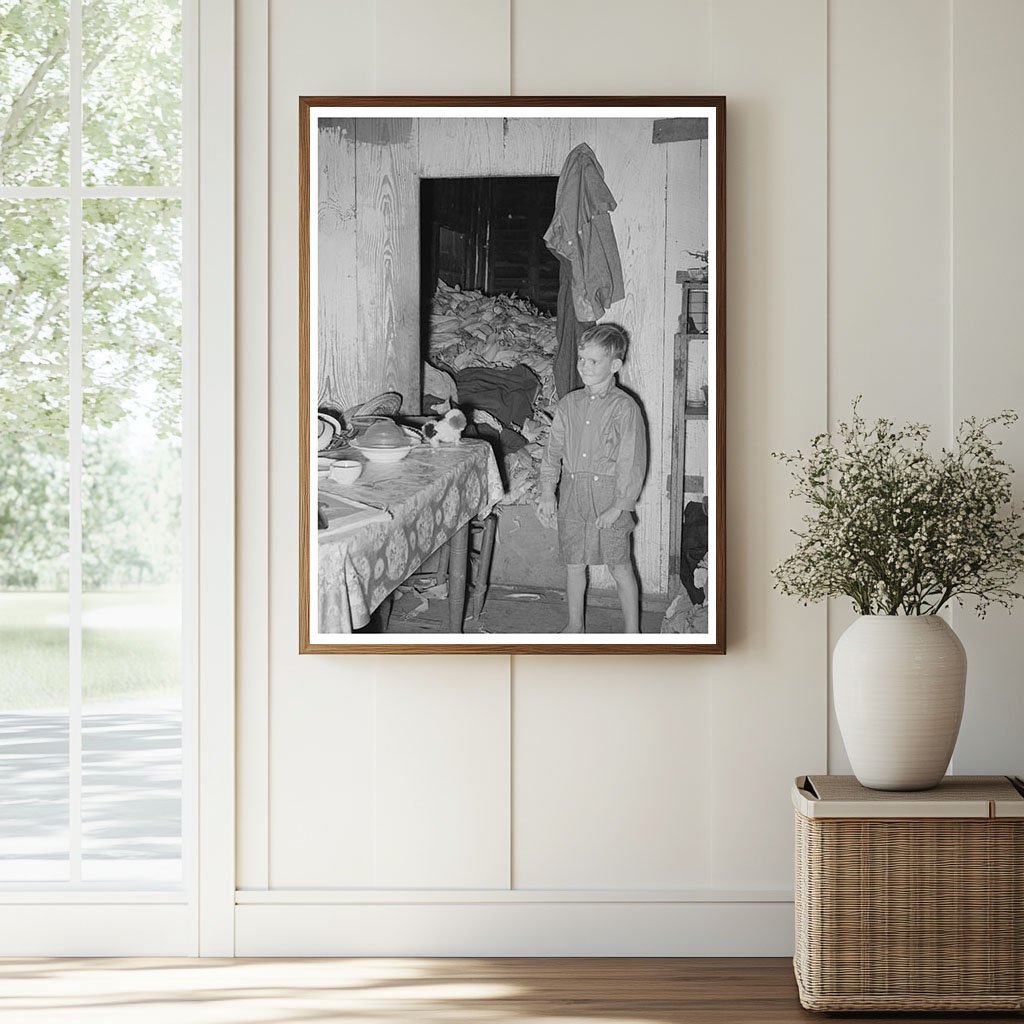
[300,97,725,654]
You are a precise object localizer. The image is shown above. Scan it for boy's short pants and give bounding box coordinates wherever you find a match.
[557,471,635,566]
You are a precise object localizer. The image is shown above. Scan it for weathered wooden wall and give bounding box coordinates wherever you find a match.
[318,119,421,414]
[317,120,355,408]
[318,116,707,595]
[418,118,572,177]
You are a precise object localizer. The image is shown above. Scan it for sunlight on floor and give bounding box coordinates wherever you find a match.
[0,958,667,1024]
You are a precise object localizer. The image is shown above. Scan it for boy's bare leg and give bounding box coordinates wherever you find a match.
[561,564,586,632]
[609,563,640,633]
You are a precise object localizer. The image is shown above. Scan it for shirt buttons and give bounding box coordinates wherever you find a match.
[581,453,587,458]
[593,476,599,482]
[585,420,590,425]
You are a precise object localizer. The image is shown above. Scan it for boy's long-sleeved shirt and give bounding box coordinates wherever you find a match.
[540,380,647,512]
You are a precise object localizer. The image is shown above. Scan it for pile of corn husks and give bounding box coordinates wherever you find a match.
[428,280,559,504]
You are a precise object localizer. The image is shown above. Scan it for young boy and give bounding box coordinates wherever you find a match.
[538,323,647,633]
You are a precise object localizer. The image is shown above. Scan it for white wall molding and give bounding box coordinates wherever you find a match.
[236,0,271,895]
[235,901,794,956]
[236,888,792,904]
[197,0,237,955]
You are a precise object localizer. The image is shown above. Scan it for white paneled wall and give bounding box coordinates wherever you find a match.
[511,0,712,95]
[234,0,1024,954]
[705,0,828,889]
[829,0,951,428]
[948,0,1024,777]
[826,0,952,772]
[373,662,511,888]
[260,0,378,894]
[374,0,510,95]
[513,657,713,889]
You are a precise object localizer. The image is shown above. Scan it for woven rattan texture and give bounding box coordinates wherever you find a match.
[806,774,1023,803]
[794,812,1024,1011]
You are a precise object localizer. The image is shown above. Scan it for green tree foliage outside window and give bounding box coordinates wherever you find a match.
[1,0,182,590]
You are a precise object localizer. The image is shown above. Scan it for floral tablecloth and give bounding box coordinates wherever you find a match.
[318,439,504,632]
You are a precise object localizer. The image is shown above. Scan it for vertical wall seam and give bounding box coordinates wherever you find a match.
[371,673,379,887]
[946,0,957,771]
[508,656,514,890]
[372,1,379,95]
[706,673,714,887]
[709,0,714,92]
[948,0,955,443]
[507,0,514,95]
[262,0,271,889]
[824,0,832,771]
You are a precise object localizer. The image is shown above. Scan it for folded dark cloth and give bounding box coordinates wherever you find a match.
[680,499,709,605]
[454,364,540,428]
[464,422,529,454]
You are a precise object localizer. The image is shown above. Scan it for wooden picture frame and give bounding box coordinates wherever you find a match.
[300,96,726,654]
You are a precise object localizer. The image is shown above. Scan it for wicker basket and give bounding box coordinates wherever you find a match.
[793,775,1024,1012]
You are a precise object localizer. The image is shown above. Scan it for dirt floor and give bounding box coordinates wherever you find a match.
[381,582,691,635]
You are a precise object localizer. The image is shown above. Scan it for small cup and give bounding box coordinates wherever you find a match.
[328,460,363,485]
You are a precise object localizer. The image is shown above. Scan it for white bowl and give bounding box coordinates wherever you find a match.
[327,459,363,485]
[350,439,414,463]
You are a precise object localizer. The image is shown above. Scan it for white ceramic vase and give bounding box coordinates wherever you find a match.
[833,615,967,791]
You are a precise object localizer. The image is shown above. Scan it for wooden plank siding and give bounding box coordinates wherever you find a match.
[353,118,421,414]
[318,116,707,597]
[317,119,356,409]
[498,117,571,176]
[417,118,506,177]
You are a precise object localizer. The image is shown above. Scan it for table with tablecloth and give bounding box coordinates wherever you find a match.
[318,439,504,633]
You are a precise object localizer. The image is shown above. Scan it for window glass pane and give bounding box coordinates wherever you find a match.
[82,0,181,187]
[0,0,70,186]
[0,199,70,880]
[81,198,181,883]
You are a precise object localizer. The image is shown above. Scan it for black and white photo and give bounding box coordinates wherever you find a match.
[299,98,725,653]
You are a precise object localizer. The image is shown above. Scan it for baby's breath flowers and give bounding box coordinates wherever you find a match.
[772,401,1024,617]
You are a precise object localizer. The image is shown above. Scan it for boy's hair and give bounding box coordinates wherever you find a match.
[578,322,629,362]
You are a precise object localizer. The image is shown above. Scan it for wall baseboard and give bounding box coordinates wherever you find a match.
[235,900,794,956]
[0,904,195,956]
[235,887,792,904]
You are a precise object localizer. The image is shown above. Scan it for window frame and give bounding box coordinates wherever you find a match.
[0,0,235,955]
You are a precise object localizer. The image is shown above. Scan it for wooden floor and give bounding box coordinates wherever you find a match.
[0,957,1019,1023]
